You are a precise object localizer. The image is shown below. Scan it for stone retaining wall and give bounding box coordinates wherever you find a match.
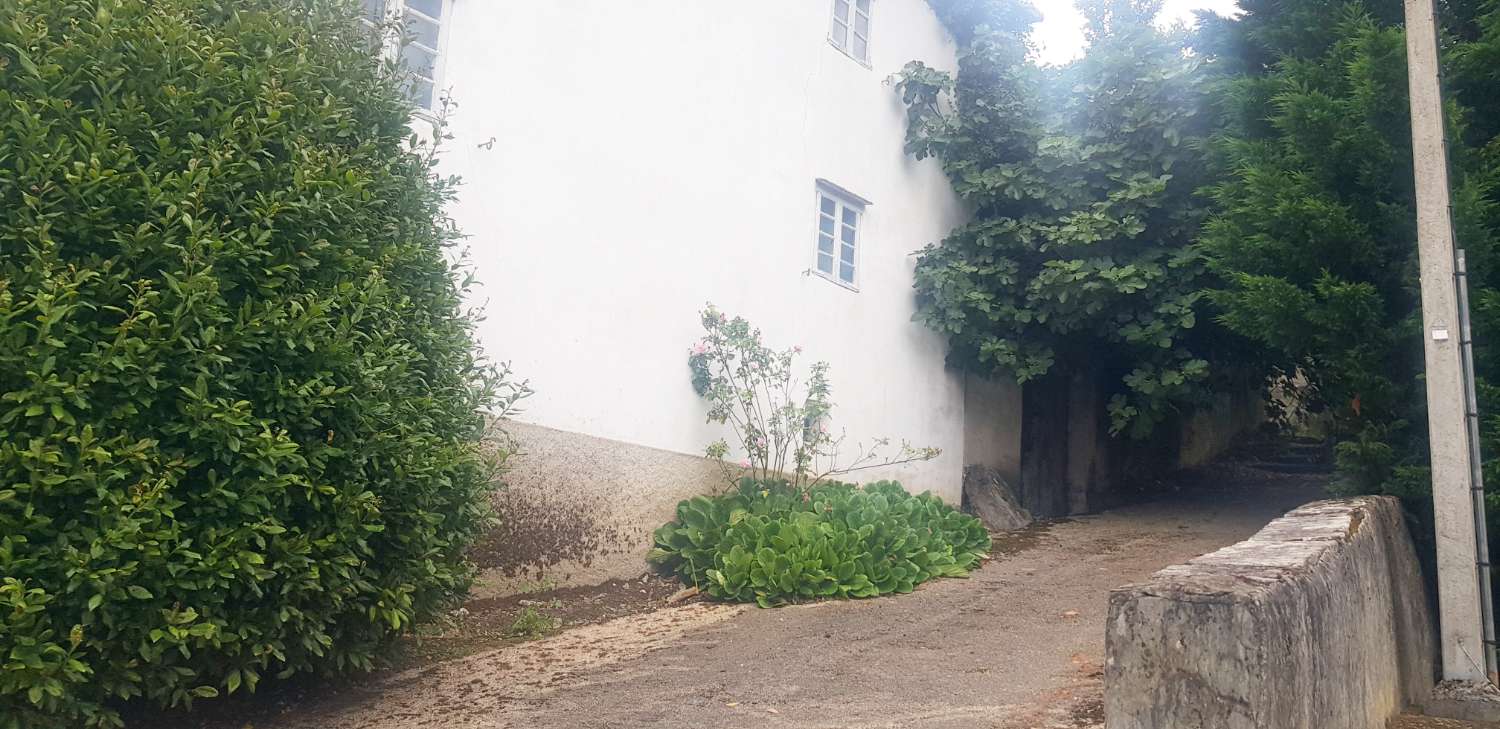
[1105,496,1437,729]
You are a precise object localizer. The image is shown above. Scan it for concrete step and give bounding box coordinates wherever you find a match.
[1240,439,1327,455]
[1255,452,1329,465]
[1246,460,1335,475]
[1234,437,1333,475]
[1283,442,1331,455]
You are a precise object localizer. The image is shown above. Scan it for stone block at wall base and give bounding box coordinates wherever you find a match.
[963,465,1032,532]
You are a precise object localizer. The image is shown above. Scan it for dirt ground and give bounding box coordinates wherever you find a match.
[149,452,1327,729]
[140,575,686,728]
[1392,717,1500,728]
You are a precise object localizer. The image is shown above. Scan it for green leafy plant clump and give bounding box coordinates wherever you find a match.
[650,480,991,608]
[505,606,561,640]
[0,1,524,726]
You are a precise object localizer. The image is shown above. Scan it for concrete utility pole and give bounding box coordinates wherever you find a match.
[1404,0,1492,684]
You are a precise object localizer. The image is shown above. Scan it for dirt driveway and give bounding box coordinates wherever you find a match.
[195,457,1321,729]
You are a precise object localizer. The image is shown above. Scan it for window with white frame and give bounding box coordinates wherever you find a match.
[363,0,449,110]
[814,182,866,289]
[828,0,872,65]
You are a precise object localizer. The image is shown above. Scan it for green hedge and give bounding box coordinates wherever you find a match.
[650,480,991,607]
[0,1,502,726]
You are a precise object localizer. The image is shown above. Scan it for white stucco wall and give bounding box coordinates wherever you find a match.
[439,0,970,500]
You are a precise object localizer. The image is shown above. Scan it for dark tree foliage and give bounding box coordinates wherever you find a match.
[1194,0,1500,520]
[900,0,1230,438]
[0,1,519,725]
[1197,5,1421,437]
[1449,0,1500,529]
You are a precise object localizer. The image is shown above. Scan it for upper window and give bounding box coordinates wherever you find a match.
[814,182,867,289]
[828,0,872,65]
[364,0,449,110]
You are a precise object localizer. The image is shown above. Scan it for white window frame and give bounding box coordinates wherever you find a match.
[827,0,873,67]
[812,180,870,292]
[363,0,454,114]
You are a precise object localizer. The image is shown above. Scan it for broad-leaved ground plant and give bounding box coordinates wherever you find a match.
[651,480,991,607]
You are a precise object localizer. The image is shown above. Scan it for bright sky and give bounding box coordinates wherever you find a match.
[1029,0,1242,65]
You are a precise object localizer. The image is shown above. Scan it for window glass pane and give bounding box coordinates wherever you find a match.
[406,14,440,48]
[855,12,870,37]
[840,225,856,245]
[820,195,836,216]
[819,216,835,236]
[856,0,871,12]
[818,233,835,254]
[840,244,856,265]
[405,0,442,19]
[830,19,848,46]
[841,207,857,227]
[411,79,434,109]
[401,43,436,78]
[838,261,855,283]
[833,0,851,23]
[818,253,835,275]
[853,35,868,61]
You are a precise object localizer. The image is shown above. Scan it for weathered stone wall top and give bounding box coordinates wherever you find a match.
[1143,500,1374,599]
[1106,496,1437,729]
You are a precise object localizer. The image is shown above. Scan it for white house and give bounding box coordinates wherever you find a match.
[367,0,1026,589]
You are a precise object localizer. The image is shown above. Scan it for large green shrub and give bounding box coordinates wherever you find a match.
[650,480,991,608]
[0,1,515,726]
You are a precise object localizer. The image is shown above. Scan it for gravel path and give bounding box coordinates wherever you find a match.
[187,460,1325,729]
